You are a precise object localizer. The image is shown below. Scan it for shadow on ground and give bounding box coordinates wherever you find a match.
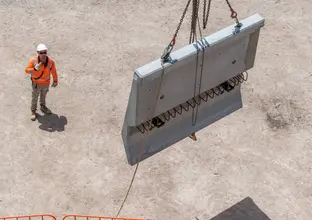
[36,113,67,132]
[208,197,271,220]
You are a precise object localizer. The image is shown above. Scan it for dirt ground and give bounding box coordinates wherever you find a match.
[0,0,312,219]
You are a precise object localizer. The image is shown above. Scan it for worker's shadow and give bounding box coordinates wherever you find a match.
[36,113,67,132]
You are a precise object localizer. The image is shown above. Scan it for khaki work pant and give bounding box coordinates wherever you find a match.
[31,82,49,111]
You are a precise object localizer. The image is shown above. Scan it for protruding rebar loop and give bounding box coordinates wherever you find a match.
[137,72,248,134]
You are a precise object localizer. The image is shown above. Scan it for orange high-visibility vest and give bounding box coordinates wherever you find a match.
[25,55,58,85]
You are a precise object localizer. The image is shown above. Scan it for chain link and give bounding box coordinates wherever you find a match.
[203,0,212,29]
[173,0,192,43]
[162,0,241,62]
[161,0,192,62]
[225,0,241,26]
[189,0,200,44]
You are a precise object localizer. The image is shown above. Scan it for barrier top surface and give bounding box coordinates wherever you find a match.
[135,13,265,78]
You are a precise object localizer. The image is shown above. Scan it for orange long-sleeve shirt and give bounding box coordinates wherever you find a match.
[25,55,58,85]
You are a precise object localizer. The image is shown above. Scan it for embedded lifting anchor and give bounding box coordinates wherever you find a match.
[151,116,165,128]
[189,132,197,141]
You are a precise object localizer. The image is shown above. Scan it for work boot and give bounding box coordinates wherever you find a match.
[40,104,52,115]
[30,110,36,121]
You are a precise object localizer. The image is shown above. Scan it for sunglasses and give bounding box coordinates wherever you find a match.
[38,51,47,54]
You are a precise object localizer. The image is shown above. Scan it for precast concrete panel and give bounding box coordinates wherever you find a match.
[122,13,265,165]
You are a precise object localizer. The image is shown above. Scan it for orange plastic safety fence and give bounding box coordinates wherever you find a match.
[62,214,149,220]
[0,214,57,220]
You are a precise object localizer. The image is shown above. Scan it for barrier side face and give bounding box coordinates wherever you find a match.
[125,72,140,127]
[121,14,265,165]
[123,83,243,165]
[130,14,264,126]
[245,29,261,69]
[199,34,248,90]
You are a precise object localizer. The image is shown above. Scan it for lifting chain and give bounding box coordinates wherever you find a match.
[203,0,212,29]
[225,0,241,27]
[161,0,192,63]
[161,0,242,62]
[161,0,211,62]
[189,0,200,44]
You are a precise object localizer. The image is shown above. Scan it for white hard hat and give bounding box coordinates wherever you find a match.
[37,43,48,51]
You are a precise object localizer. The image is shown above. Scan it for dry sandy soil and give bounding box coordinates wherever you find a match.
[1,0,312,219]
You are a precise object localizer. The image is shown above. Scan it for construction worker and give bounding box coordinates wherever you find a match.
[25,43,58,121]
